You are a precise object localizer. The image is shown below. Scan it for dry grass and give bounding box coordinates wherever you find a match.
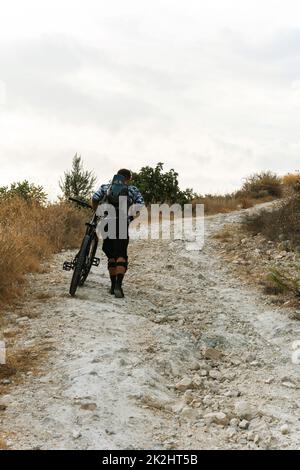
[243,195,300,249]
[193,171,282,216]
[192,194,252,215]
[213,226,233,241]
[282,172,300,187]
[192,194,275,215]
[0,197,88,306]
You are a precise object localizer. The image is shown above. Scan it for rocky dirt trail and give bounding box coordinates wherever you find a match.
[1,204,300,449]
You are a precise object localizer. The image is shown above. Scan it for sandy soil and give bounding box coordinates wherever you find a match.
[1,204,300,449]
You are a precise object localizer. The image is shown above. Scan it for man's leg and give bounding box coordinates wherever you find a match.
[103,238,117,294]
[113,233,129,298]
[108,258,117,294]
[114,257,128,298]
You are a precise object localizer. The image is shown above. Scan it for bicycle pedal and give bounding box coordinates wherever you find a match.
[63,261,74,271]
[92,257,100,267]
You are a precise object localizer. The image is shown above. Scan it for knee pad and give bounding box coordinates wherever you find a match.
[116,259,128,271]
[108,259,116,269]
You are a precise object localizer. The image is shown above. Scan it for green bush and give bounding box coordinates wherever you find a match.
[131,162,196,205]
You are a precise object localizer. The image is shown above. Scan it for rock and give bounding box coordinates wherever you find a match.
[189,361,200,371]
[239,419,249,430]
[72,430,81,439]
[234,400,255,420]
[209,369,222,380]
[80,402,97,411]
[290,310,300,321]
[222,371,236,381]
[230,418,239,427]
[175,377,193,392]
[181,406,199,420]
[204,411,229,426]
[224,390,241,398]
[203,394,212,404]
[3,328,19,337]
[140,394,173,410]
[227,427,237,439]
[274,251,288,259]
[155,315,167,323]
[245,353,256,363]
[169,402,185,414]
[199,369,208,377]
[0,400,7,411]
[183,390,194,404]
[1,379,11,385]
[166,264,174,270]
[16,316,30,324]
[192,374,203,387]
[282,380,296,389]
[203,348,223,361]
[280,424,289,435]
[265,377,274,384]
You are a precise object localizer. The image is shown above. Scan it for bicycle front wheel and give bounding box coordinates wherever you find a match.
[79,234,98,287]
[69,235,91,297]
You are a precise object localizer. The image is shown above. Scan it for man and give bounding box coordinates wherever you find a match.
[92,169,144,298]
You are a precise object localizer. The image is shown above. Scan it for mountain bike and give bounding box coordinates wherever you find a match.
[63,197,100,296]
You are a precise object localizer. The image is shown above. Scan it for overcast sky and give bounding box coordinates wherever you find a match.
[1,0,300,198]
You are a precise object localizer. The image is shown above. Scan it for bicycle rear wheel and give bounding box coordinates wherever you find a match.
[69,235,91,297]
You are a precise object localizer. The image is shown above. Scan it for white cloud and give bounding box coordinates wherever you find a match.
[1,0,300,198]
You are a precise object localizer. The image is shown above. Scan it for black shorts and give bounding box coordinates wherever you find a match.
[102,237,129,259]
[102,218,129,259]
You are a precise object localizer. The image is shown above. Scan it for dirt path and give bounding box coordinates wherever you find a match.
[1,206,300,449]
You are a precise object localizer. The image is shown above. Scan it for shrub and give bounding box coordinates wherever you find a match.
[266,267,300,297]
[241,171,282,198]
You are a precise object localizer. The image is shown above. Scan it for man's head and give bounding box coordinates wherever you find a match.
[117,168,132,184]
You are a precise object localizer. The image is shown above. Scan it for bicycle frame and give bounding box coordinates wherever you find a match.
[63,198,100,273]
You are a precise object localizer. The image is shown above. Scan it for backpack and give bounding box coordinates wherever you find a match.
[106,174,129,206]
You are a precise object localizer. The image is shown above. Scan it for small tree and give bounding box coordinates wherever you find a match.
[59,154,97,201]
[0,180,47,205]
[131,162,195,205]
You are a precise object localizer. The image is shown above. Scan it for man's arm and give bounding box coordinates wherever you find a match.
[128,186,145,221]
[91,184,108,211]
[129,186,145,206]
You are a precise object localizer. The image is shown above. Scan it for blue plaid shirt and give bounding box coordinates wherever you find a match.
[92,184,144,206]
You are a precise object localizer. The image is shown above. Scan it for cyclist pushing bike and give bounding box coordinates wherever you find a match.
[91,169,144,298]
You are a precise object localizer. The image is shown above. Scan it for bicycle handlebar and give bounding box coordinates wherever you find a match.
[68,197,93,210]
